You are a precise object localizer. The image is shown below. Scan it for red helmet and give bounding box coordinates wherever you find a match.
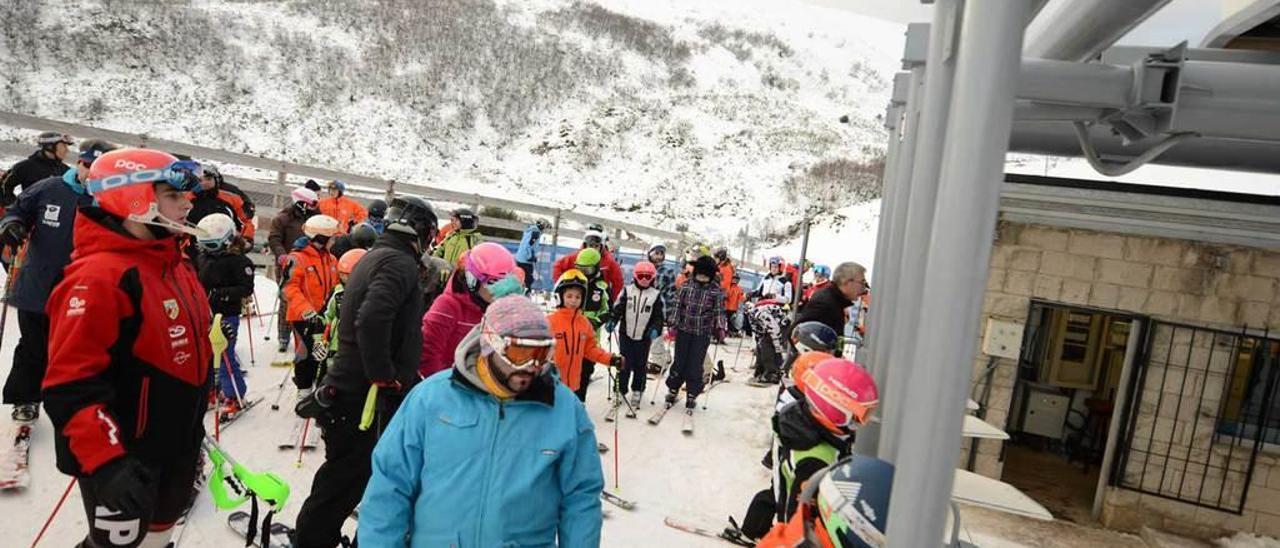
[86,148,203,235]
[801,358,879,435]
[337,248,367,276]
[633,261,657,286]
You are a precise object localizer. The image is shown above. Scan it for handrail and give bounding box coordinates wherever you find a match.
[0,111,688,242]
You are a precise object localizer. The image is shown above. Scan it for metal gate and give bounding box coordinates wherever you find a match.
[1112,320,1279,514]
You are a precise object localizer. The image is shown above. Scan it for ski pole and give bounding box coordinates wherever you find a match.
[243,301,258,368]
[295,419,311,468]
[30,477,76,548]
[269,365,293,411]
[730,333,745,372]
[0,243,27,345]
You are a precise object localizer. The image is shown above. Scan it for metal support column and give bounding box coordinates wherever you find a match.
[863,74,909,372]
[883,2,1029,546]
[791,217,812,320]
[879,2,961,463]
[548,211,563,273]
[1093,318,1144,519]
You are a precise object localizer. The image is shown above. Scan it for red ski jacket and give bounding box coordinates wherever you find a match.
[42,208,213,476]
[552,248,624,302]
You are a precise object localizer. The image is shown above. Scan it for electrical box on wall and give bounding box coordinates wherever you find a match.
[983,318,1024,360]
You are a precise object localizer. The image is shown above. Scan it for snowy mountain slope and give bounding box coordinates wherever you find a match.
[0,0,899,247]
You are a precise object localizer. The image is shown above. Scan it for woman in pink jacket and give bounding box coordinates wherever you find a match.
[418,243,523,377]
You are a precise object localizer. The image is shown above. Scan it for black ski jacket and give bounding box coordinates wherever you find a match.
[1,151,69,207]
[324,231,423,397]
[0,171,93,312]
[196,250,256,317]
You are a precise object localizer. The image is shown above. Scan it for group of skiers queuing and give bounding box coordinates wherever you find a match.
[0,132,880,548]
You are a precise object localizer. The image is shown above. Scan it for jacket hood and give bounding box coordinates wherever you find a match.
[775,398,848,450]
[451,325,556,406]
[60,168,86,195]
[70,207,183,266]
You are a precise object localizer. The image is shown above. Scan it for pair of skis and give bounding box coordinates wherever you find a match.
[0,420,33,490]
[278,417,319,451]
[599,487,750,547]
[647,403,695,435]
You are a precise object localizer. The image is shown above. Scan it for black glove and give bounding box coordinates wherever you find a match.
[0,220,27,248]
[88,456,155,516]
[295,384,337,419]
[610,355,624,367]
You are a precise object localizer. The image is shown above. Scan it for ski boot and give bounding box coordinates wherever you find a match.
[10,403,38,423]
[629,391,641,410]
[664,388,679,408]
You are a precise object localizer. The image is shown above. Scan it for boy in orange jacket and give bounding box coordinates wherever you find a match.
[547,269,622,402]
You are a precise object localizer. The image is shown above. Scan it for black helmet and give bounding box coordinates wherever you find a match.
[386,196,438,249]
[366,199,388,220]
[350,222,378,249]
[714,247,729,261]
[76,139,117,166]
[535,218,550,231]
[202,164,225,187]
[791,321,839,353]
[452,207,478,230]
[693,255,717,278]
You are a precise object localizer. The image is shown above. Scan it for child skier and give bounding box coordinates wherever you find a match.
[433,207,482,265]
[748,297,790,385]
[574,247,612,330]
[607,261,663,413]
[282,214,340,401]
[194,213,255,417]
[725,273,745,338]
[313,248,368,373]
[734,357,879,542]
[662,255,726,417]
[42,148,211,547]
[548,269,622,402]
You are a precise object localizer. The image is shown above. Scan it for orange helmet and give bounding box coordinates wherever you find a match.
[337,248,367,275]
[791,351,833,392]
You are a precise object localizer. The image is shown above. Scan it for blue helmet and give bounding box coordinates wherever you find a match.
[814,455,894,548]
[813,264,831,279]
[328,180,347,194]
[791,321,839,353]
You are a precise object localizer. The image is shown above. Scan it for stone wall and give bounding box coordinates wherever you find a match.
[971,221,1280,538]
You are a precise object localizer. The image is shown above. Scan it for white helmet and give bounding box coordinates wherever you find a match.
[303,214,340,238]
[195,213,237,252]
[291,187,319,206]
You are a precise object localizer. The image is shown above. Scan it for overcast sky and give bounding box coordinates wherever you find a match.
[800,0,1230,47]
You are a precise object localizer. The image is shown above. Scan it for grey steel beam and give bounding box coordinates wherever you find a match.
[1024,0,1171,61]
[878,0,960,464]
[1200,0,1280,49]
[1008,121,1280,173]
[885,1,1029,545]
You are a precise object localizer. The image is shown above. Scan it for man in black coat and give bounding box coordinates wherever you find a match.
[793,262,867,358]
[0,132,73,208]
[293,195,437,548]
[0,140,113,422]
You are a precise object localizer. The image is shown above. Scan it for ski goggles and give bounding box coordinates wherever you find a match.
[493,337,554,370]
[802,370,878,429]
[87,159,204,196]
[634,272,654,283]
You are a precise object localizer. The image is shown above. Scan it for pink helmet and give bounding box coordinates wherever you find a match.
[633,260,656,285]
[291,187,319,206]
[801,358,879,435]
[463,242,518,286]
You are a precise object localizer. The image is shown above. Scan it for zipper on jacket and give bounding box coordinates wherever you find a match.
[476,399,504,546]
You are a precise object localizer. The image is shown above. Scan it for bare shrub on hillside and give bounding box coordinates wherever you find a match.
[783,155,885,217]
[698,23,794,61]
[542,2,692,65]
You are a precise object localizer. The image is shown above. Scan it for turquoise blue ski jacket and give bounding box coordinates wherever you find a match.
[358,329,604,547]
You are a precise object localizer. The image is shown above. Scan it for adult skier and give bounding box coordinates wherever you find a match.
[362,198,387,234]
[318,180,366,233]
[714,247,735,292]
[418,242,523,378]
[0,140,113,423]
[795,262,867,356]
[662,255,725,415]
[551,230,624,301]
[42,148,211,547]
[607,261,663,411]
[515,218,549,292]
[801,264,832,305]
[748,297,790,385]
[293,196,437,548]
[187,164,255,242]
[647,244,677,371]
[358,295,604,546]
[745,358,879,543]
[268,187,318,352]
[433,207,482,265]
[194,213,255,416]
[283,214,340,398]
[0,132,73,208]
[754,256,794,304]
[548,270,622,402]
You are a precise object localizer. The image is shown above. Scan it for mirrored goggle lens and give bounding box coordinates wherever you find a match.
[501,339,553,369]
[635,274,654,282]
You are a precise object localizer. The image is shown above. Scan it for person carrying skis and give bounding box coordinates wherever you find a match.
[294,196,437,548]
[433,207,482,265]
[548,269,622,402]
[515,218,549,292]
[282,214,340,401]
[0,139,113,424]
[268,187,318,353]
[194,213,255,417]
[748,297,790,385]
[0,131,73,208]
[318,180,366,233]
[725,272,746,338]
[551,229,624,302]
[418,242,523,378]
[795,262,867,357]
[42,148,212,548]
[606,260,663,411]
[736,357,879,542]
[754,256,794,304]
[662,255,725,413]
[359,295,604,546]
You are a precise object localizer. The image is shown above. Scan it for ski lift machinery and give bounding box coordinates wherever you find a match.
[856,0,1280,545]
